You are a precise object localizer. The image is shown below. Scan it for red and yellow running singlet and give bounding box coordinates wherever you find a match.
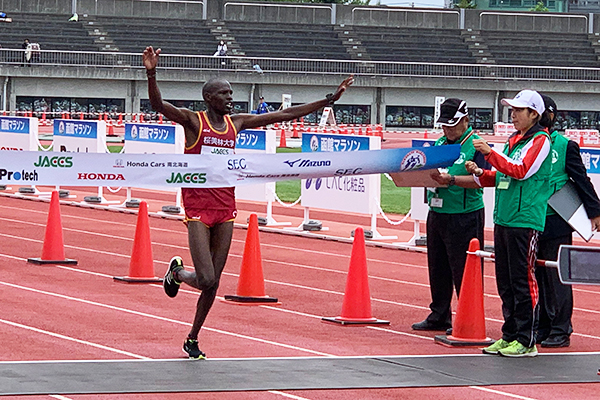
[182,111,237,225]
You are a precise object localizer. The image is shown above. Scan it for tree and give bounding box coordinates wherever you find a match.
[530,1,549,11]
[455,0,477,8]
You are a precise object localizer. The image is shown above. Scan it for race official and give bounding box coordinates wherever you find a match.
[412,98,488,332]
[536,94,600,348]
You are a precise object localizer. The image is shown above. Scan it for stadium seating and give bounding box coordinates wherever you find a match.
[91,16,217,56]
[480,30,599,67]
[226,21,351,60]
[352,26,476,64]
[0,12,98,51]
[1,12,599,68]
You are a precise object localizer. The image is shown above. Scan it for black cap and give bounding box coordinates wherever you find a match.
[541,94,557,114]
[437,98,468,127]
[540,94,558,129]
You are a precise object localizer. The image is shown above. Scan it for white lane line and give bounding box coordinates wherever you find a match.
[49,396,74,400]
[0,280,333,357]
[469,386,539,400]
[268,391,313,400]
[3,252,600,342]
[3,213,599,299]
[0,318,148,359]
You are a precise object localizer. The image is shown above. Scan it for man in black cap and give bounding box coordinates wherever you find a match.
[536,94,600,347]
[256,96,270,114]
[412,98,489,332]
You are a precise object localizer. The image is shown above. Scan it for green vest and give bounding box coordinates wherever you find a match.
[427,127,484,214]
[493,130,552,231]
[547,131,569,216]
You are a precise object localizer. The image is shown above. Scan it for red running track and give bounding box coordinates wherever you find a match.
[1,195,600,399]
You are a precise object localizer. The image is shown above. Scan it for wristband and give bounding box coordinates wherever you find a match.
[146,69,156,79]
[448,176,456,186]
[325,93,335,106]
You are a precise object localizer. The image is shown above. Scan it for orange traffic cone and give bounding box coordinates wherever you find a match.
[114,201,161,283]
[108,120,115,135]
[580,135,584,147]
[223,213,280,305]
[117,113,123,126]
[28,191,77,265]
[424,130,428,139]
[279,128,287,148]
[158,114,163,124]
[322,227,389,325]
[435,238,494,346]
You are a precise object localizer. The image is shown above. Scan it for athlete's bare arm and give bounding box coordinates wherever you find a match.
[143,46,200,145]
[230,75,354,132]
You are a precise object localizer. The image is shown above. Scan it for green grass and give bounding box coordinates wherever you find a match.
[275,147,410,214]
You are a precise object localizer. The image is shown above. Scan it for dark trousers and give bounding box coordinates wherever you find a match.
[494,225,540,347]
[536,233,573,339]
[425,209,484,325]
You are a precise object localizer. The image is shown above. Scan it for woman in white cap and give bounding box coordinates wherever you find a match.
[460,90,552,357]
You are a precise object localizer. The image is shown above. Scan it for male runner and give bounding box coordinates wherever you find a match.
[143,45,354,359]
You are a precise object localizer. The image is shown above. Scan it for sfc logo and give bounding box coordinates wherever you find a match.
[400,150,426,171]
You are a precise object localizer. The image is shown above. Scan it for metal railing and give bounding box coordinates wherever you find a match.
[3,48,600,82]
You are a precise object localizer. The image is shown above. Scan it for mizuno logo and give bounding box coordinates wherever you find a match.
[284,159,331,168]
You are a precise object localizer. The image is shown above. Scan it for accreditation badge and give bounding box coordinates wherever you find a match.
[431,197,443,208]
[498,176,511,190]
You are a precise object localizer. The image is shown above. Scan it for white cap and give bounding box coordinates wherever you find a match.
[501,90,545,116]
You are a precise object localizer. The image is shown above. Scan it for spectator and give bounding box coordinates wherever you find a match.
[412,98,487,333]
[214,40,227,57]
[253,64,263,74]
[535,94,600,348]
[256,97,270,114]
[21,38,29,66]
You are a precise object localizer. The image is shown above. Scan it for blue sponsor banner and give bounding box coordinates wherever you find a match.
[237,129,266,150]
[580,148,600,174]
[301,133,371,152]
[53,120,98,139]
[411,139,437,147]
[0,116,30,134]
[124,123,176,144]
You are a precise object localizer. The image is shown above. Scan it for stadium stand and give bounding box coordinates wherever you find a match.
[480,30,600,67]
[351,26,476,64]
[91,16,218,56]
[225,21,351,60]
[0,12,98,52]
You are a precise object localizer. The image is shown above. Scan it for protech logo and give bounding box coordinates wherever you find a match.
[78,173,125,181]
[284,158,331,168]
[34,155,73,168]
[0,169,38,181]
[166,172,207,184]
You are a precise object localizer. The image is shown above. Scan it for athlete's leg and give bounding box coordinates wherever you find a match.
[177,220,234,339]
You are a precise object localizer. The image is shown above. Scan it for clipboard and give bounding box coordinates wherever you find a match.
[389,169,446,187]
[548,180,594,242]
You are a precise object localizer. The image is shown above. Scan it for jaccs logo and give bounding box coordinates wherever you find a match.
[166,172,207,184]
[34,155,73,168]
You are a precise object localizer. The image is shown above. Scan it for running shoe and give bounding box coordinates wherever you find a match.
[163,256,183,298]
[482,338,510,355]
[183,338,206,360]
[498,340,538,357]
